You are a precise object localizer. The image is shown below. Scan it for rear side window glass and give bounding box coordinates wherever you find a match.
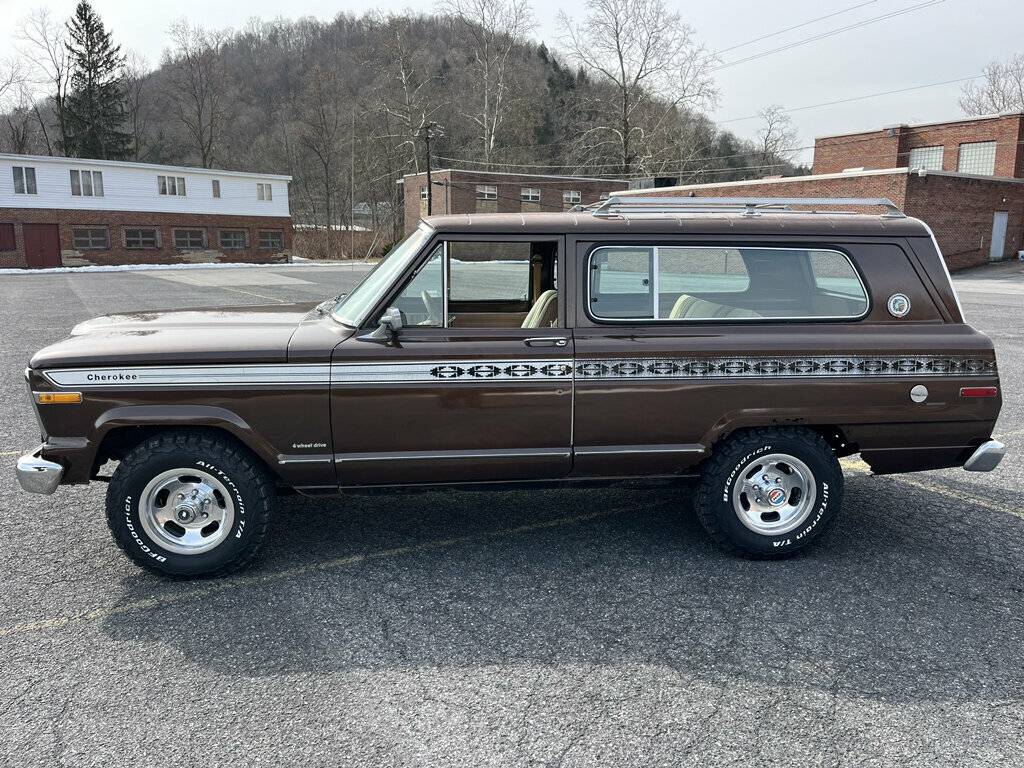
[589,245,867,321]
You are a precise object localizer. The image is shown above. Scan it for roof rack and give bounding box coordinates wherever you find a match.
[589,196,905,218]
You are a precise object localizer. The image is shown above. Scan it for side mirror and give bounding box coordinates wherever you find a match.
[360,307,403,344]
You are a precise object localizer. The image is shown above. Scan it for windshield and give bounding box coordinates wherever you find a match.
[330,224,433,327]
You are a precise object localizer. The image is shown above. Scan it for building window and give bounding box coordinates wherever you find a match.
[13,166,37,195]
[907,146,943,171]
[174,229,207,250]
[562,190,581,209]
[124,227,160,249]
[72,227,109,250]
[158,175,187,196]
[520,187,540,202]
[957,141,997,175]
[258,230,284,250]
[475,185,497,200]
[420,186,429,200]
[70,169,104,197]
[219,229,248,250]
[257,182,273,201]
[212,179,221,198]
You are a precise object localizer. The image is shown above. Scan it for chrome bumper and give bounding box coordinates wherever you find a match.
[963,440,1006,472]
[16,446,64,494]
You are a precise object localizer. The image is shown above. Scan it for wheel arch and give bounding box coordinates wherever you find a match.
[91,406,283,480]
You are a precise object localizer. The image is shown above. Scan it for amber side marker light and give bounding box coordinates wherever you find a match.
[34,392,83,405]
[960,386,998,398]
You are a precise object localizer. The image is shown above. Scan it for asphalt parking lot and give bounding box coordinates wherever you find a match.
[1,261,1023,767]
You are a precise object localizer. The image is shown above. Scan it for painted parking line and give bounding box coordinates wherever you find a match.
[0,508,616,639]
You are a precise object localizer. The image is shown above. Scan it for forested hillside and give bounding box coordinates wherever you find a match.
[1,0,805,245]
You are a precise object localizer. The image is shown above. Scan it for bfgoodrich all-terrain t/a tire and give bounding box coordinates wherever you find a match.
[106,431,274,578]
[694,428,844,559]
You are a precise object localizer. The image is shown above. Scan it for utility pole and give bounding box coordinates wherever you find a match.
[420,122,443,216]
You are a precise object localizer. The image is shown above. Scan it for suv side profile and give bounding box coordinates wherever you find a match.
[17,197,1005,577]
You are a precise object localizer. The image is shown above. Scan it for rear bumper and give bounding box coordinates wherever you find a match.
[16,445,64,494]
[963,440,1006,472]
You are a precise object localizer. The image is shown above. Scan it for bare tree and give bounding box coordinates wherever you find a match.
[377,17,441,173]
[17,8,72,154]
[122,51,150,160]
[298,65,345,233]
[558,0,717,175]
[961,55,1024,115]
[439,0,534,163]
[755,105,798,170]
[164,20,228,168]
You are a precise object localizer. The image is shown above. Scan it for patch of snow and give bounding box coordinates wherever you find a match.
[0,260,374,275]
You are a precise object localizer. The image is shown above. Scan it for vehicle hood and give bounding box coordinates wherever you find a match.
[30,303,320,369]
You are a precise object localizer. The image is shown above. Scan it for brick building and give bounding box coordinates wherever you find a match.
[401,169,627,233]
[0,153,292,269]
[626,112,1024,270]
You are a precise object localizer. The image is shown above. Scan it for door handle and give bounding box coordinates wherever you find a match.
[524,337,569,347]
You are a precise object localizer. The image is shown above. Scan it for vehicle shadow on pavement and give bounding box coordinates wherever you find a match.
[99,478,1024,704]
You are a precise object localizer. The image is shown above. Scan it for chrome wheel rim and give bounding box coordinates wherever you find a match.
[139,468,235,555]
[731,453,816,536]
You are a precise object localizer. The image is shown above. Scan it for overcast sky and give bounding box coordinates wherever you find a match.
[4,0,1022,163]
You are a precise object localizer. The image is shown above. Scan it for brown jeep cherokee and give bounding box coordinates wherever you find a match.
[16,197,1005,577]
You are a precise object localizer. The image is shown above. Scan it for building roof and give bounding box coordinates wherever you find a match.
[0,152,292,181]
[614,166,1024,195]
[401,168,626,183]
[815,111,1024,142]
[422,210,929,238]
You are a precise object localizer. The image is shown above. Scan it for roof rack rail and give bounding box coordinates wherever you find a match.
[589,196,905,218]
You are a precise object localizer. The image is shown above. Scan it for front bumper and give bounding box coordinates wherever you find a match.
[16,445,64,494]
[963,440,1006,472]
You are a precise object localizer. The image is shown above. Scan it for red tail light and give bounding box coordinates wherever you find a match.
[960,386,998,398]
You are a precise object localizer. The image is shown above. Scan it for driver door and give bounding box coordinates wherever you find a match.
[330,235,573,486]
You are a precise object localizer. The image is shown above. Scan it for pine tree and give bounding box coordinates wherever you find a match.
[62,1,131,159]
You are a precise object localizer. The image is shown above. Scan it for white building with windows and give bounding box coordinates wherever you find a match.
[0,153,291,268]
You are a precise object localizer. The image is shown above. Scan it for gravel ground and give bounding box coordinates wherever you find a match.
[0,261,1022,767]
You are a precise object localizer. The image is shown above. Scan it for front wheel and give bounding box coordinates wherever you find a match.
[694,428,844,558]
[106,431,274,577]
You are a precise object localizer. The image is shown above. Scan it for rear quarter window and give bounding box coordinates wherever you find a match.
[588,245,869,322]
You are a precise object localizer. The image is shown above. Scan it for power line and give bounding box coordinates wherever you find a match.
[714,0,881,56]
[714,0,947,70]
[718,75,981,124]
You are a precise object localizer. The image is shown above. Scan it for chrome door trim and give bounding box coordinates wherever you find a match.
[335,447,572,464]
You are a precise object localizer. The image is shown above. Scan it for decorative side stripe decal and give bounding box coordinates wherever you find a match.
[574,356,997,380]
[42,355,995,389]
[331,359,573,384]
[44,364,331,388]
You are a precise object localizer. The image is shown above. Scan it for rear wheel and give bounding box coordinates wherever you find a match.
[694,428,843,558]
[106,431,274,577]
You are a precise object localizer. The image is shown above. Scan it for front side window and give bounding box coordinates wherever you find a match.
[219,229,248,250]
[390,245,444,327]
[589,245,867,321]
[124,227,159,249]
[174,229,206,250]
[70,170,104,197]
[13,166,37,195]
[958,141,997,175]
[258,230,283,249]
[73,227,109,250]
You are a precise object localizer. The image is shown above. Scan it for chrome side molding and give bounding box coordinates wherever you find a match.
[16,446,64,494]
[963,440,1006,472]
